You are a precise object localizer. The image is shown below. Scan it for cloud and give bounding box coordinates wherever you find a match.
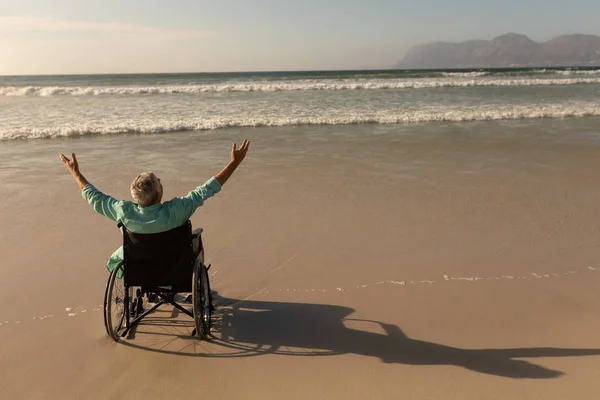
[0,16,213,39]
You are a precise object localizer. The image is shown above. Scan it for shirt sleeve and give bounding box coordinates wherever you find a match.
[81,184,122,222]
[169,177,222,222]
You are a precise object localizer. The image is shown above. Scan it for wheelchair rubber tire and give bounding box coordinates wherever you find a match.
[200,262,212,331]
[103,262,126,342]
[192,260,211,338]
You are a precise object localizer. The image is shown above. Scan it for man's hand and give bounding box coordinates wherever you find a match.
[231,139,250,165]
[60,153,79,175]
[60,152,89,190]
[216,139,250,186]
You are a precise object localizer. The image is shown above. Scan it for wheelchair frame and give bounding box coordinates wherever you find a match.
[103,221,212,342]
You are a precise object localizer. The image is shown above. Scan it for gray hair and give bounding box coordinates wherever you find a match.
[130,171,163,207]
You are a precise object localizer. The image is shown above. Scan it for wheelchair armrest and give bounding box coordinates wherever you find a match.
[191,228,204,238]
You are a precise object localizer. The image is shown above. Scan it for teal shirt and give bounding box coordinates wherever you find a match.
[82,177,221,272]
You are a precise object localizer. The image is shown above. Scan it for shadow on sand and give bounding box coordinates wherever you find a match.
[118,292,600,379]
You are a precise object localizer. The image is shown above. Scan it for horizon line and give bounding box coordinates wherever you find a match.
[2,65,600,78]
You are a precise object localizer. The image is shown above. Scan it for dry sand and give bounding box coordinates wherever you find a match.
[1,125,600,399]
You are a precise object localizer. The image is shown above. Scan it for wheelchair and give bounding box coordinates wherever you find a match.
[103,220,213,342]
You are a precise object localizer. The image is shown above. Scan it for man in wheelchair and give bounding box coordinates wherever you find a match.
[59,140,250,340]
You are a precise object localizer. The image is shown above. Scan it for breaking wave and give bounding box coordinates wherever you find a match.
[440,71,489,78]
[2,77,600,96]
[555,69,600,75]
[3,103,599,140]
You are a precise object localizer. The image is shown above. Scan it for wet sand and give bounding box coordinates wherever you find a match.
[1,121,600,399]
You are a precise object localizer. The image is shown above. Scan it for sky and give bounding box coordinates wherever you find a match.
[1,0,599,75]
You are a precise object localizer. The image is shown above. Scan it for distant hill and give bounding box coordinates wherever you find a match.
[396,33,600,69]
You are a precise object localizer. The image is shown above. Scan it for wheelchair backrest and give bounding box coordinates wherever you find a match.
[121,220,196,291]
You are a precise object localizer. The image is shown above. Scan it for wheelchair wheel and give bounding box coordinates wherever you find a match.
[192,260,212,338]
[103,262,127,341]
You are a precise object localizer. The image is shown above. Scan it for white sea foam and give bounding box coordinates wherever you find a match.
[441,71,489,77]
[2,77,600,96]
[555,69,600,76]
[3,103,599,140]
[530,69,600,76]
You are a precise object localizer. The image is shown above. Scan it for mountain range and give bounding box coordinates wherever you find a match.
[396,33,600,69]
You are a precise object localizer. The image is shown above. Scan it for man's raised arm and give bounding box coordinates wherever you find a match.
[60,152,121,222]
[60,153,89,190]
[215,139,250,186]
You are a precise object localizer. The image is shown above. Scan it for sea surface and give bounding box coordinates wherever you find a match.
[1,68,600,140]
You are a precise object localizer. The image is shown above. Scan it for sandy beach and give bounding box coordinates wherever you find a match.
[1,120,600,399]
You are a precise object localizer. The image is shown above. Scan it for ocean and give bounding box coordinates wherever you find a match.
[3,68,600,399]
[1,67,600,140]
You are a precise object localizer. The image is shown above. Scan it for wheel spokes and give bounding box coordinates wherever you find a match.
[109,269,126,334]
